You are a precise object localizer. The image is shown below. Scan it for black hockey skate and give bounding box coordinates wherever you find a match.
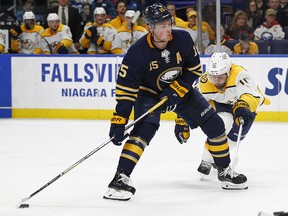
[197,160,214,175]
[103,172,136,201]
[217,166,248,190]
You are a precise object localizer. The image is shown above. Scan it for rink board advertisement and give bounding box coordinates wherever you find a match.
[0,54,287,121]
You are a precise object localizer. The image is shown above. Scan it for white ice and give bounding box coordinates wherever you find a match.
[0,119,287,216]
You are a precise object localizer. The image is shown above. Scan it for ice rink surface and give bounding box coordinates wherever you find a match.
[0,119,287,216]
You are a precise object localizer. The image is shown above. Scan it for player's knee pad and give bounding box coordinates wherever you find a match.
[201,112,226,139]
[130,121,158,145]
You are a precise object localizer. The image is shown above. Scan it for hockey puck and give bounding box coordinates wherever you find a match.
[19,204,29,208]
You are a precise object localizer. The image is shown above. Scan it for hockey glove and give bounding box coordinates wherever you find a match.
[9,26,22,39]
[174,117,190,144]
[84,26,97,39]
[160,78,191,107]
[109,112,128,146]
[92,34,105,47]
[56,43,69,54]
[233,100,254,126]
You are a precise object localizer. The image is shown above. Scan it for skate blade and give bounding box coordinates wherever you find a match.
[103,188,133,201]
[221,181,248,190]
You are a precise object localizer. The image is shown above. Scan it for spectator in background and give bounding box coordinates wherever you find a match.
[79,7,117,54]
[41,13,79,54]
[109,0,127,30]
[233,31,259,54]
[254,8,285,40]
[279,0,288,26]
[126,0,137,11]
[166,3,185,26]
[246,0,263,30]
[225,10,254,40]
[80,2,93,23]
[0,29,6,54]
[16,0,36,22]
[205,25,233,55]
[111,10,147,54]
[178,10,210,53]
[90,0,113,20]
[48,0,82,50]
[202,1,217,33]
[9,11,44,54]
[185,5,215,41]
[49,0,59,8]
[267,0,287,27]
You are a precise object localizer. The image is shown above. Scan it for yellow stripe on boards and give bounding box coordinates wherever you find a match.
[11,109,288,122]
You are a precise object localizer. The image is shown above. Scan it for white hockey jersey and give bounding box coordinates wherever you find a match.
[11,25,44,54]
[41,24,78,54]
[254,22,285,40]
[194,64,270,112]
[111,25,147,54]
[79,22,117,54]
[0,29,6,53]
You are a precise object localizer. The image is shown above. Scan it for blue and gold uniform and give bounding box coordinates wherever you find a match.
[113,29,230,176]
[104,4,247,201]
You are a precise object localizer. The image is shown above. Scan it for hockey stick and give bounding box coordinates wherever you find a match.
[131,10,140,38]
[18,97,167,208]
[231,117,244,173]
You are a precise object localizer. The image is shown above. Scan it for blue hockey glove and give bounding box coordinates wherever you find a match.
[160,78,191,107]
[9,26,22,39]
[109,112,128,146]
[84,26,97,39]
[92,34,104,47]
[174,117,190,144]
[56,44,69,54]
[233,100,254,126]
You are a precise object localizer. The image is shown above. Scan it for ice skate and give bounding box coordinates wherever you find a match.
[217,166,248,190]
[197,160,214,175]
[103,172,136,201]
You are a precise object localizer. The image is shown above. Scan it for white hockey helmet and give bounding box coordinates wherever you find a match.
[47,13,60,22]
[94,7,106,15]
[125,10,135,17]
[23,11,35,20]
[207,52,232,76]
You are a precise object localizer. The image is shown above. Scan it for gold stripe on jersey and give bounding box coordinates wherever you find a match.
[139,86,158,95]
[116,83,138,102]
[187,63,202,76]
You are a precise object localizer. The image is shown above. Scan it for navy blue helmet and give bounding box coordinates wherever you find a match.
[143,3,172,25]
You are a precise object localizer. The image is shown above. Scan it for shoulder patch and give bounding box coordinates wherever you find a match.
[200,74,208,83]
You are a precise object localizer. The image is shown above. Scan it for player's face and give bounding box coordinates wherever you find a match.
[153,20,172,42]
[125,16,133,27]
[24,19,34,30]
[208,73,228,89]
[95,14,105,25]
[48,20,60,32]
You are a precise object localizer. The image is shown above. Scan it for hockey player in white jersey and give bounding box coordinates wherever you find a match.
[175,52,270,175]
[0,29,6,53]
[79,7,117,54]
[41,13,79,54]
[9,11,44,54]
[111,10,147,54]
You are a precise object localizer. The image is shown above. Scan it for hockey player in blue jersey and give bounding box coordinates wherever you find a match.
[103,3,248,201]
